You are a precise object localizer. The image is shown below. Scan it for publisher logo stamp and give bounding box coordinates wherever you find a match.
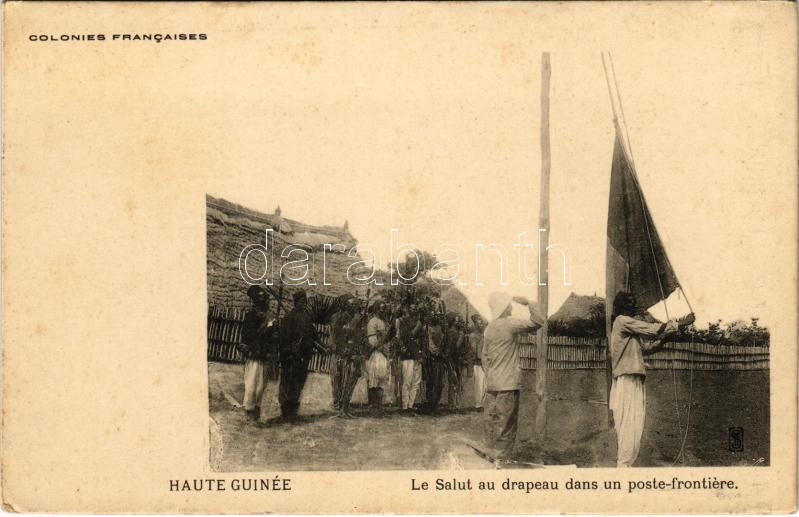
[729,427,744,452]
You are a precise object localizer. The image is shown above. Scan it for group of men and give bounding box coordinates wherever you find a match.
[235,285,489,424]
[237,285,317,422]
[327,296,488,417]
[235,284,694,468]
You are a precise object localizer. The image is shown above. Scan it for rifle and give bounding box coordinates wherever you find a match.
[265,282,288,315]
[255,295,272,336]
[465,304,470,342]
[439,300,448,343]
[275,283,284,320]
[440,300,451,368]
[363,287,371,318]
[276,284,285,341]
[464,305,472,372]
[395,307,401,348]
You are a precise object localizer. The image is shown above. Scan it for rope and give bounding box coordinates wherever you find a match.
[672,332,695,465]
[671,358,683,438]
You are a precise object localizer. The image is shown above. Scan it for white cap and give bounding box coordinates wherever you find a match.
[488,292,513,320]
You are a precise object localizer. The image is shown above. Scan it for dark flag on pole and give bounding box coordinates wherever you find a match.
[605,131,680,329]
[601,53,692,428]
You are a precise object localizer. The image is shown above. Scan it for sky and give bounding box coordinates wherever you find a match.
[200,5,796,327]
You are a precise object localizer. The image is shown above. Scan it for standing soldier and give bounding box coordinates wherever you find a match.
[277,289,317,420]
[329,295,354,411]
[422,312,446,415]
[482,293,544,458]
[445,313,465,409]
[469,314,487,410]
[455,315,469,406]
[330,297,368,416]
[397,304,423,413]
[237,285,274,423]
[335,298,365,417]
[365,301,390,414]
[349,297,369,360]
[389,304,404,409]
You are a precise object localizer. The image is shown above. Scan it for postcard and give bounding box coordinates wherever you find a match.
[2,1,796,513]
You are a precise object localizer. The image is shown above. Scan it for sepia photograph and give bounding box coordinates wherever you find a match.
[3,2,794,513]
[206,51,770,472]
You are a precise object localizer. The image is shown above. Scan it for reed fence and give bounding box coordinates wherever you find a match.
[207,305,333,371]
[207,305,769,372]
[516,333,769,371]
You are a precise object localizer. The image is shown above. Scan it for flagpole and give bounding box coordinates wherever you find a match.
[535,52,551,441]
[601,52,617,428]
[609,54,637,169]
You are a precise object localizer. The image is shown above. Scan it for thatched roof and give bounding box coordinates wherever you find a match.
[439,285,481,321]
[550,292,604,325]
[207,195,483,320]
[206,194,362,309]
[207,195,357,250]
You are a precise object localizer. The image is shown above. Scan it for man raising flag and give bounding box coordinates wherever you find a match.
[608,292,693,467]
[605,126,695,466]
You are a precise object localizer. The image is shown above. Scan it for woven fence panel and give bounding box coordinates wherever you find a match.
[208,305,769,371]
[308,324,332,373]
[517,333,768,371]
[207,306,247,363]
[207,304,333,372]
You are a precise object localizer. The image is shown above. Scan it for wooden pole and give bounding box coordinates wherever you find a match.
[534,52,551,440]
[601,52,616,429]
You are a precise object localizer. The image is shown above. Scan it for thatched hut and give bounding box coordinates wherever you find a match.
[548,292,606,338]
[206,194,483,411]
[206,194,362,309]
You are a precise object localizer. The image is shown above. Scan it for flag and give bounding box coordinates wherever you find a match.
[605,132,679,330]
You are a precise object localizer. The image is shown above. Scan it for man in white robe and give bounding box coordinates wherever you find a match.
[469,314,487,409]
[609,291,694,467]
[365,302,390,412]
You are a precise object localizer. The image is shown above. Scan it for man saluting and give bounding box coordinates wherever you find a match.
[482,292,545,459]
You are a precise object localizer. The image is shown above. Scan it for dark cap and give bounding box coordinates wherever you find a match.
[247,285,267,300]
[292,289,307,304]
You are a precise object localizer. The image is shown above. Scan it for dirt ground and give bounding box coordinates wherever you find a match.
[208,362,769,471]
[208,362,489,471]
[515,369,770,467]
